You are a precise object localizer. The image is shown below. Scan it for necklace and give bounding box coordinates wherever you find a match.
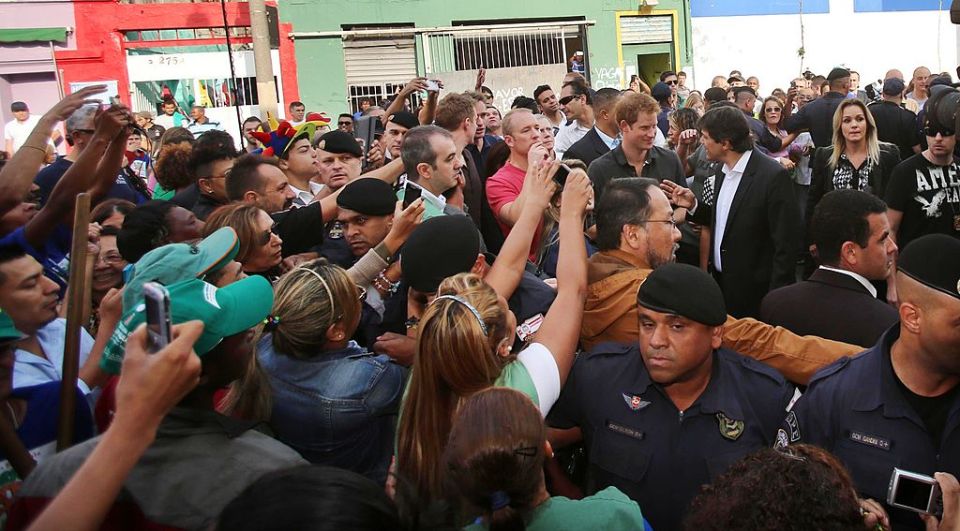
[5,402,19,430]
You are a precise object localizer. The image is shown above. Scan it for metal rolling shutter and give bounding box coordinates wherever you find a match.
[343,36,417,85]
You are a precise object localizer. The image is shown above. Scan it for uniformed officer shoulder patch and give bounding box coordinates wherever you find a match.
[784,411,801,442]
[848,431,891,451]
[717,412,744,441]
[774,428,790,450]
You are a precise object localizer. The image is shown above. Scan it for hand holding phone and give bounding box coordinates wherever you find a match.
[403,182,423,209]
[143,282,172,353]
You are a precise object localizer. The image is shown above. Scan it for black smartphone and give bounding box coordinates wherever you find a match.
[354,116,377,165]
[403,182,422,209]
[790,80,796,89]
[143,282,172,353]
[553,164,572,188]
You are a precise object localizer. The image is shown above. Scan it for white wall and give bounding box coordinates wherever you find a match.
[690,0,958,93]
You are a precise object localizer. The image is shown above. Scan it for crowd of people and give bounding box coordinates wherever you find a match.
[0,60,957,531]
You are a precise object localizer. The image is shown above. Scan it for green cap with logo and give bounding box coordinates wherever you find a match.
[101,275,273,374]
[121,227,239,313]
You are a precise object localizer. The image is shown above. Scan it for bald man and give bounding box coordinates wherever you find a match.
[781,234,960,531]
[907,66,932,108]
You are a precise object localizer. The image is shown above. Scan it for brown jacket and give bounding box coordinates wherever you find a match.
[581,249,862,385]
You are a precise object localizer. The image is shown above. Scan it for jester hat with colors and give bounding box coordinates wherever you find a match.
[250,112,332,158]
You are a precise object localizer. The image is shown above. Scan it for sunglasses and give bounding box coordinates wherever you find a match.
[338,121,352,126]
[764,107,782,113]
[257,223,277,246]
[558,95,578,106]
[665,80,678,86]
[923,126,956,137]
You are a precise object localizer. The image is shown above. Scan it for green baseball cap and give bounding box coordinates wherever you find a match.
[0,309,24,343]
[122,227,239,313]
[101,275,273,374]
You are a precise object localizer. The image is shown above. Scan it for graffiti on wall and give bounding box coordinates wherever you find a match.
[591,65,624,89]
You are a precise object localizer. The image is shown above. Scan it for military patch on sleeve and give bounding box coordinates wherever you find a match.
[785,411,801,442]
[717,412,745,441]
[774,428,790,450]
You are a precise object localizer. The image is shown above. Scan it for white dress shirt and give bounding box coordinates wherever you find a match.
[595,127,621,150]
[713,150,753,272]
[554,120,591,159]
[818,265,878,298]
[289,181,324,207]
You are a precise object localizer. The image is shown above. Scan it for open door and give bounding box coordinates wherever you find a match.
[636,51,674,89]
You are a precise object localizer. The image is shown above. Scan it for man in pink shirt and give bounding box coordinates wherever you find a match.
[485,108,550,260]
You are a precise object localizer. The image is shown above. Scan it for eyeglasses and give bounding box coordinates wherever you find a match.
[665,80,679,86]
[923,126,956,137]
[764,107,782,113]
[635,219,677,228]
[97,252,124,266]
[558,95,577,106]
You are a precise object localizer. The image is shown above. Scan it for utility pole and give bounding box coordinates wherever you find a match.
[249,0,278,120]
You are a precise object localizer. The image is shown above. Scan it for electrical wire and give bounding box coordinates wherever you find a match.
[219,0,245,147]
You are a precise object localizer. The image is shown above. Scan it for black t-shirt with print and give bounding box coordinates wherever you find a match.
[885,153,960,250]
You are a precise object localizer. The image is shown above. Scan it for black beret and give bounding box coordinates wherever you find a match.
[388,111,419,130]
[317,130,362,157]
[637,263,726,326]
[401,216,481,293]
[827,67,851,81]
[898,234,960,301]
[336,179,396,216]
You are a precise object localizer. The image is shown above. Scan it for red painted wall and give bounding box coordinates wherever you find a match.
[56,1,298,106]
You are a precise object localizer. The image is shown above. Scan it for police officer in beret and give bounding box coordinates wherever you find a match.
[782,233,960,531]
[314,131,366,268]
[548,263,794,531]
[333,178,418,350]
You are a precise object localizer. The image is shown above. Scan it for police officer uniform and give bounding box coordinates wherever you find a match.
[548,263,794,531]
[782,234,960,531]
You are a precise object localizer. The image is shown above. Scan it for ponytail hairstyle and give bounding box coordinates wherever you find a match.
[396,273,511,502]
[444,387,546,531]
[268,258,362,358]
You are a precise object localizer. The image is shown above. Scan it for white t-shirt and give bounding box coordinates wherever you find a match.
[4,115,42,153]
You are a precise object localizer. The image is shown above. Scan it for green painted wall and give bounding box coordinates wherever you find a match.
[281,0,692,115]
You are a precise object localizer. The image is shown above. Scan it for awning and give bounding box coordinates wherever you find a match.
[0,28,68,44]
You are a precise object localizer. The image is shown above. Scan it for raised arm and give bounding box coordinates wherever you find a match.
[0,86,106,217]
[485,160,555,299]
[380,78,428,126]
[531,169,590,386]
[23,107,127,248]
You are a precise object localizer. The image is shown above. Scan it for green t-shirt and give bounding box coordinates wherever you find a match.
[464,487,646,531]
[493,359,539,408]
[152,184,174,201]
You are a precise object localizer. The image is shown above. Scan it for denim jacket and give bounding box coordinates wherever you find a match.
[258,335,407,483]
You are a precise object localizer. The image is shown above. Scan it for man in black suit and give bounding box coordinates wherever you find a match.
[665,106,801,318]
[760,190,899,347]
[563,88,622,168]
[784,67,852,147]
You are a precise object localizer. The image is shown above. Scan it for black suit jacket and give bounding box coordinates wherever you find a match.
[562,127,610,168]
[760,268,898,347]
[689,150,802,318]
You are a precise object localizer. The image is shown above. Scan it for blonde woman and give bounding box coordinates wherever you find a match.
[258,259,405,483]
[397,170,592,502]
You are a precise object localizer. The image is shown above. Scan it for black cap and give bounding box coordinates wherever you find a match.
[898,234,960,301]
[637,263,727,326]
[10,101,27,112]
[651,82,672,102]
[401,216,481,293]
[704,87,727,104]
[827,67,851,81]
[882,78,905,96]
[336,178,396,216]
[388,111,419,130]
[316,130,362,157]
[732,86,757,98]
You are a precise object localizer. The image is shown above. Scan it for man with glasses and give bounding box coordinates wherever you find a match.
[885,106,960,250]
[660,70,680,106]
[554,78,595,159]
[337,114,354,134]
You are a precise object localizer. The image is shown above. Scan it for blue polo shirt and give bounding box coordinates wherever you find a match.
[783,325,960,531]
[548,344,793,531]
